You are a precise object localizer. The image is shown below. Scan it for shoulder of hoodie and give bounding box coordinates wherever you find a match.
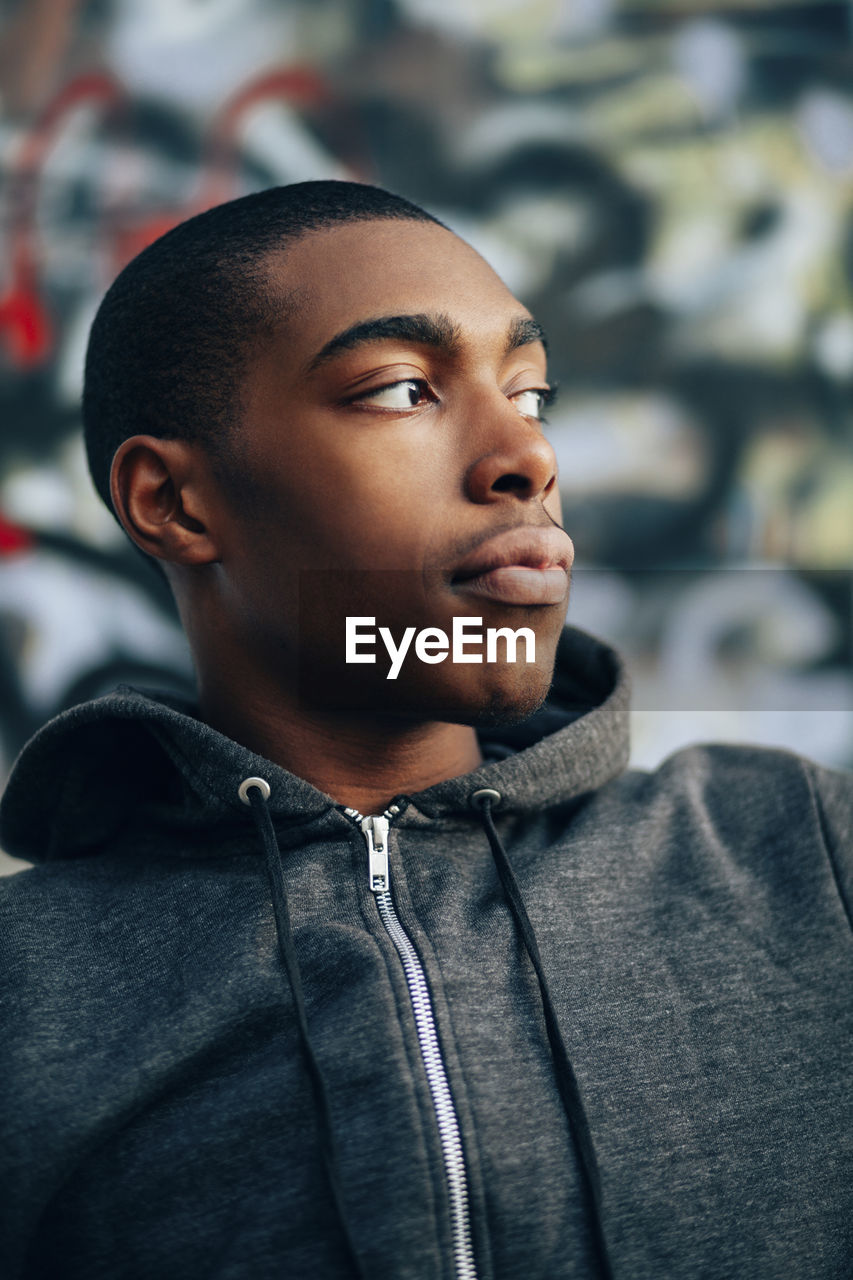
[583,740,853,921]
[602,738,851,837]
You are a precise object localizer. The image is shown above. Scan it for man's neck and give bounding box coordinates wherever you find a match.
[199,682,484,816]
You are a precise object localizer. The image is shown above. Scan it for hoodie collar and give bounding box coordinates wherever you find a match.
[0,626,629,863]
[406,626,630,819]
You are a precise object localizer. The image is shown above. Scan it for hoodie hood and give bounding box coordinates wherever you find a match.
[0,625,630,865]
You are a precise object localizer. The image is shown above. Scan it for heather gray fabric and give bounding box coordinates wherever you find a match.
[0,625,850,1279]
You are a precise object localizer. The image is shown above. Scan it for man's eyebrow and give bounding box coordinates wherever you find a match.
[307,313,461,371]
[507,315,549,356]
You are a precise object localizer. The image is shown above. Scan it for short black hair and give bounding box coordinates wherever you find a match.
[83,180,442,513]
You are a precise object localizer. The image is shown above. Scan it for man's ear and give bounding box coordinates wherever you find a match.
[110,435,221,566]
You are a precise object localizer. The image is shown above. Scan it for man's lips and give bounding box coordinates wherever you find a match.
[456,566,569,606]
[450,526,574,607]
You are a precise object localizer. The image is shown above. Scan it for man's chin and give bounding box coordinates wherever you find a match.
[296,661,555,728]
[388,660,557,730]
[444,680,553,731]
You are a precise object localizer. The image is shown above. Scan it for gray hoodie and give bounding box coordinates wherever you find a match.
[0,626,850,1279]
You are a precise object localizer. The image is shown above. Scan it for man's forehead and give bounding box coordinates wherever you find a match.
[257,220,546,368]
[262,218,513,311]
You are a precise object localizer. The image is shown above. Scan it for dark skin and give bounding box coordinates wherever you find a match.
[111,219,573,815]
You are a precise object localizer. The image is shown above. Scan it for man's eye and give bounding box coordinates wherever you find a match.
[511,388,553,420]
[355,380,430,409]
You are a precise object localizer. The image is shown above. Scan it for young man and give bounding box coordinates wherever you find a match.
[0,182,850,1280]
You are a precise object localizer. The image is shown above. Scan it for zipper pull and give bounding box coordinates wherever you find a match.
[362,815,390,894]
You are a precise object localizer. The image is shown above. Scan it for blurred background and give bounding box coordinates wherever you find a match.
[1,0,852,851]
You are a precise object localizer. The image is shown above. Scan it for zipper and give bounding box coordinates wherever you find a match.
[345,805,478,1280]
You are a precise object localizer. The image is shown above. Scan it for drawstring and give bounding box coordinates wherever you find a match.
[470,788,614,1280]
[240,778,366,1280]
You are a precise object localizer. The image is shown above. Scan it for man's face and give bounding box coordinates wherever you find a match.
[209,218,572,725]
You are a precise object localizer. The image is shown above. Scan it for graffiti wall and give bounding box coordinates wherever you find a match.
[1,0,851,823]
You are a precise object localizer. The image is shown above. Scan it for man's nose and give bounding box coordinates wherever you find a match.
[463,404,558,505]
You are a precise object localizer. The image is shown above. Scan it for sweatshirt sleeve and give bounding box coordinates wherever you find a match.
[805,759,853,931]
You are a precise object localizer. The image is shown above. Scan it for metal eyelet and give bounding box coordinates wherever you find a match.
[469,787,502,810]
[238,776,271,806]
